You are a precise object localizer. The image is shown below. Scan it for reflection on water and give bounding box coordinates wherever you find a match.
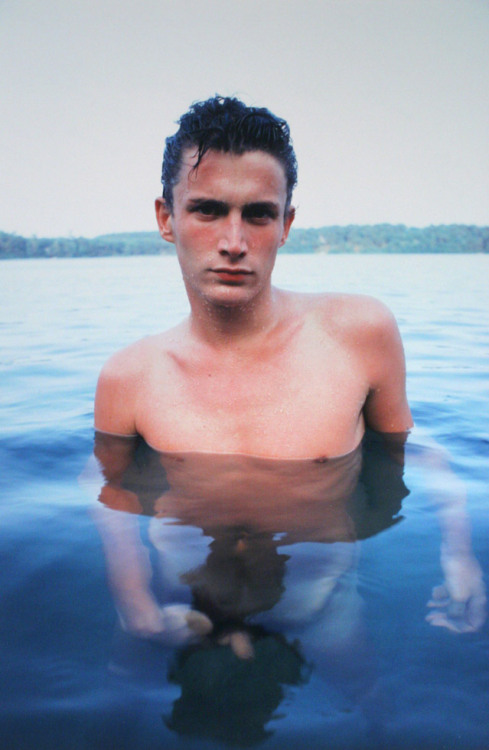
[166,628,307,747]
[89,430,409,746]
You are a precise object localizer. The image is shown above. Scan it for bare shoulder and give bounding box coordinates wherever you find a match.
[315,293,405,376]
[94,330,176,435]
[96,337,148,400]
[98,320,186,377]
[300,291,412,432]
[302,292,398,341]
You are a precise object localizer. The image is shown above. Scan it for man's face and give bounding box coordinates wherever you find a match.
[155,149,294,309]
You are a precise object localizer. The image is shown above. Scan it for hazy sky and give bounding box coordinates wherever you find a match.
[1,0,488,237]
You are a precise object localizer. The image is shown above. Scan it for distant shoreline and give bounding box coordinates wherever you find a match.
[1,224,488,259]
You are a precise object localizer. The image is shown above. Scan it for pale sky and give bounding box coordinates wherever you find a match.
[1,0,488,238]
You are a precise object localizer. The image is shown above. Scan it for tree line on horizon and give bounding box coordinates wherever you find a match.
[1,224,488,259]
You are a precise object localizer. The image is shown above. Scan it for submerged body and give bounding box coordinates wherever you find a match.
[91,431,410,650]
[92,434,404,655]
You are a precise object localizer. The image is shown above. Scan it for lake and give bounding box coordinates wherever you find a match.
[1,253,488,749]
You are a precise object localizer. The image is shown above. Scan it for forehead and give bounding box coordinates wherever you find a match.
[174,148,288,203]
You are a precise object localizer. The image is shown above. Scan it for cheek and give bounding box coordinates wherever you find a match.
[179,222,217,251]
[249,229,281,258]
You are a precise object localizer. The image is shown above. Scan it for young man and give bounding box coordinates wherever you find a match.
[90,96,483,645]
[94,96,413,456]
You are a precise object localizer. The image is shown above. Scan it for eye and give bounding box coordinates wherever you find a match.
[243,204,278,223]
[188,200,227,217]
[197,203,218,216]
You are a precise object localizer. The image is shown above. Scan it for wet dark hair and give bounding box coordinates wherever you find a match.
[161,95,297,215]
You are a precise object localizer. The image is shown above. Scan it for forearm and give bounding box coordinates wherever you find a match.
[91,499,154,603]
[411,429,473,557]
[408,426,485,629]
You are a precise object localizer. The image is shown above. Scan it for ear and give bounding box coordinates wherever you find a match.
[155,198,175,244]
[279,206,295,247]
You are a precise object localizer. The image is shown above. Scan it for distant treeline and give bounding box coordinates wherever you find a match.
[1,224,488,259]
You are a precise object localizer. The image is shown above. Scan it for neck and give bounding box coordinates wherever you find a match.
[187,286,282,347]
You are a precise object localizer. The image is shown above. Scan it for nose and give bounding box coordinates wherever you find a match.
[218,214,247,260]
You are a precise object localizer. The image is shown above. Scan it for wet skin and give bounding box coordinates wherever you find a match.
[95,149,412,459]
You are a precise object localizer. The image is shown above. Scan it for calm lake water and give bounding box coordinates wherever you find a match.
[1,253,488,749]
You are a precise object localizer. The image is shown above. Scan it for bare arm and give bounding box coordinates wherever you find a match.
[360,299,413,433]
[81,428,166,637]
[88,357,212,642]
[84,345,164,635]
[93,347,141,437]
[354,300,484,631]
[408,428,485,633]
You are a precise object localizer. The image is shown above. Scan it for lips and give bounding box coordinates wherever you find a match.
[211,268,253,282]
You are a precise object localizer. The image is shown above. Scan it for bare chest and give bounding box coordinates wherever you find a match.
[136,336,369,459]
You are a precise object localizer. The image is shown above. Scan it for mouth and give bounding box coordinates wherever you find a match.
[211,268,253,283]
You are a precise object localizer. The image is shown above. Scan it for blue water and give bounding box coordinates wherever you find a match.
[1,254,488,749]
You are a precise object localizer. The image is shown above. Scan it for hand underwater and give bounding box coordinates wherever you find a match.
[426,554,486,633]
[118,602,213,644]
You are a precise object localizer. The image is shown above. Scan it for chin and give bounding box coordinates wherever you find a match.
[208,289,254,308]
[199,280,257,303]
[186,277,266,310]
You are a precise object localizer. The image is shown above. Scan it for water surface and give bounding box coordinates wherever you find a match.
[1,254,488,749]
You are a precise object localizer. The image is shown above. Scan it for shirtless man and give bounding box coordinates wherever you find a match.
[95,95,413,456]
[91,96,484,644]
